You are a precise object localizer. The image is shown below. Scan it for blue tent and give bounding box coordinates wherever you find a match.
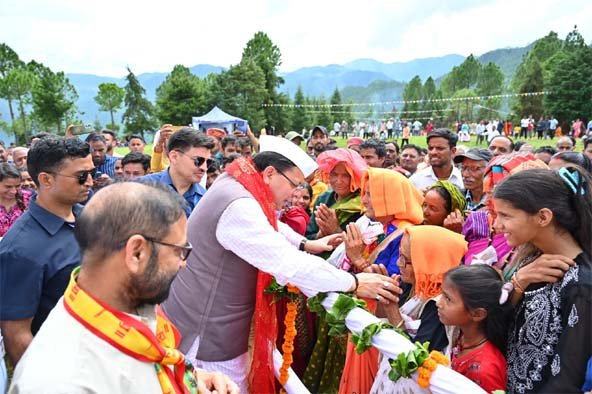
[192,106,248,133]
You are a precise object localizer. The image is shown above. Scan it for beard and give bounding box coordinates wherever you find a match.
[127,245,178,308]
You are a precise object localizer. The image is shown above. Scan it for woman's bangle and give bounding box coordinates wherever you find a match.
[512,272,525,293]
[348,272,359,294]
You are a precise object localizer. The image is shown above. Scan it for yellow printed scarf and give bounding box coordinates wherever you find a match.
[63,267,197,394]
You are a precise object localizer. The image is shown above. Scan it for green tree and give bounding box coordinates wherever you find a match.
[343,100,356,130]
[241,32,285,129]
[421,77,437,119]
[512,59,545,119]
[315,95,332,130]
[95,82,125,130]
[291,85,310,132]
[457,54,482,89]
[402,75,423,114]
[155,65,207,125]
[212,59,267,131]
[122,67,156,137]
[546,44,592,131]
[0,44,24,135]
[31,65,78,133]
[476,62,505,120]
[4,66,37,140]
[329,88,343,125]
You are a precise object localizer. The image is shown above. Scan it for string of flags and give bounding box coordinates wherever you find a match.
[261,91,550,108]
[306,108,455,115]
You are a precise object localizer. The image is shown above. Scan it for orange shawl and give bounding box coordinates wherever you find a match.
[405,225,468,300]
[361,167,424,225]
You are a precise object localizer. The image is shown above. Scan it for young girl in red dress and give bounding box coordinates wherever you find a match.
[437,264,511,392]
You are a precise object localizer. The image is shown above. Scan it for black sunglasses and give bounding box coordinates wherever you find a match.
[143,236,193,261]
[175,150,214,168]
[50,168,97,185]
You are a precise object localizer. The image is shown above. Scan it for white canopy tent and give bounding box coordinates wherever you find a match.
[191,106,248,133]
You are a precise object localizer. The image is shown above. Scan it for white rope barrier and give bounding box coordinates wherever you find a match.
[274,292,487,394]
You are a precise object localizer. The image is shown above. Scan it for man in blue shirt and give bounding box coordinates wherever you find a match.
[140,128,215,217]
[0,136,93,365]
[86,133,117,180]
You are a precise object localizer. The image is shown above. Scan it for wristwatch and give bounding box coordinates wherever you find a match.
[299,238,307,252]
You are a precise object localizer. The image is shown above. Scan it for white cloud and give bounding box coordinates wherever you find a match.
[0,0,590,76]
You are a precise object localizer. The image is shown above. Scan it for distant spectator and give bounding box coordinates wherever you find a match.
[285,131,304,146]
[85,133,117,181]
[19,167,36,191]
[128,134,146,154]
[488,135,514,157]
[384,141,399,168]
[359,139,386,168]
[346,137,364,154]
[556,136,575,152]
[206,161,221,189]
[398,144,422,176]
[11,147,28,169]
[101,129,120,157]
[121,152,150,180]
[0,144,7,163]
[234,137,251,158]
[534,146,557,165]
[113,158,123,180]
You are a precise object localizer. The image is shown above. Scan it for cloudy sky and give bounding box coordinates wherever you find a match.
[1,0,590,77]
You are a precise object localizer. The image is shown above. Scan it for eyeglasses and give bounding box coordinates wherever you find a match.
[50,168,96,185]
[276,169,300,189]
[460,165,486,173]
[175,150,214,168]
[143,236,193,261]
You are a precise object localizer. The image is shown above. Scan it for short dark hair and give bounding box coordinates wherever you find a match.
[101,129,116,139]
[490,135,515,151]
[30,132,52,143]
[85,133,107,144]
[401,144,422,156]
[360,139,386,158]
[426,128,458,147]
[75,182,186,262]
[584,138,592,151]
[253,152,296,173]
[513,141,526,152]
[534,145,557,156]
[385,140,400,154]
[221,135,237,149]
[238,137,252,149]
[167,129,215,153]
[121,152,151,172]
[28,137,91,187]
[128,134,145,143]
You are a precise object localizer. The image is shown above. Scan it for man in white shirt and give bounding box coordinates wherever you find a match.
[162,136,400,393]
[410,128,463,191]
[10,182,238,394]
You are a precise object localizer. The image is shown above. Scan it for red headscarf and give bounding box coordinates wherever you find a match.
[316,148,368,192]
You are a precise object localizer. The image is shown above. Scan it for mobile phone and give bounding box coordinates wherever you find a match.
[94,170,103,179]
[71,125,86,135]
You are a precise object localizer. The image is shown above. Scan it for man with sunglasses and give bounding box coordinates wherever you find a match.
[10,182,239,394]
[0,137,92,365]
[163,135,401,393]
[139,128,215,217]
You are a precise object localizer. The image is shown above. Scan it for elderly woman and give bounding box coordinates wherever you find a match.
[371,225,468,393]
[338,168,424,394]
[422,180,466,228]
[305,148,367,240]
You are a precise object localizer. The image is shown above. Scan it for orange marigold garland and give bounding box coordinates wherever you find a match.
[417,351,449,388]
[278,284,299,393]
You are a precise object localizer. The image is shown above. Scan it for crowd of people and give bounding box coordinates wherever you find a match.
[0,120,591,394]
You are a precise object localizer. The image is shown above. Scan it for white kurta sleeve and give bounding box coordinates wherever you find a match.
[216,198,354,297]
